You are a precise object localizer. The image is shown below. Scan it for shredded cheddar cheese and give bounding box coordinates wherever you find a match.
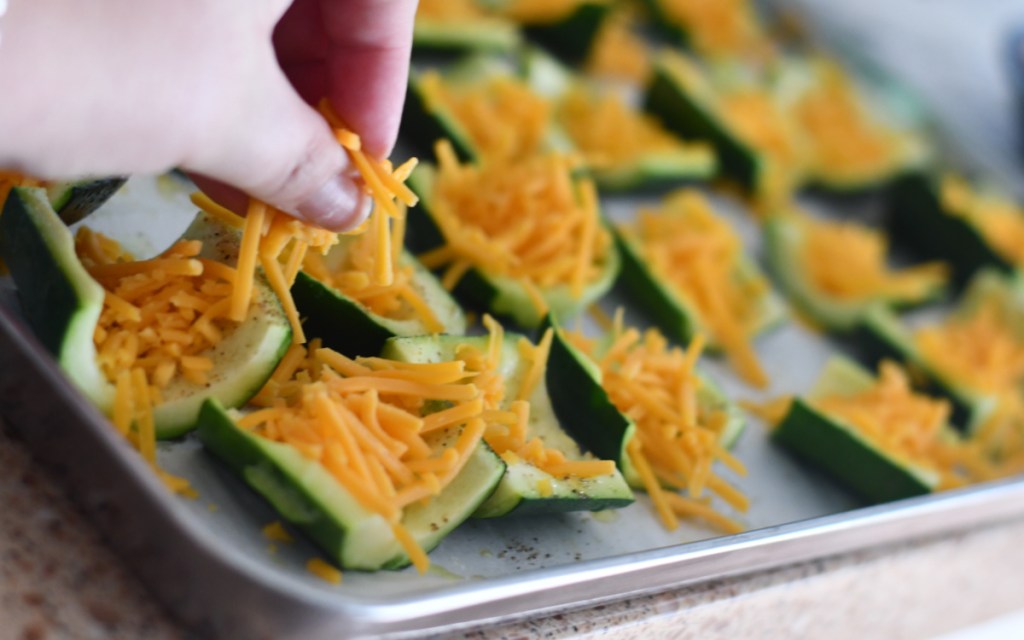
[306,557,343,584]
[223,106,418,347]
[419,72,550,163]
[567,312,747,534]
[656,0,772,60]
[557,86,709,170]
[585,7,651,83]
[718,89,805,206]
[941,175,1024,268]
[246,341,488,574]
[799,214,947,301]
[418,140,611,314]
[263,521,295,543]
[915,300,1024,395]
[795,63,900,181]
[619,190,769,388]
[809,361,987,489]
[76,227,240,497]
[416,0,490,22]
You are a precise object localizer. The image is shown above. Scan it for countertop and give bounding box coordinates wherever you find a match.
[4,418,1024,640]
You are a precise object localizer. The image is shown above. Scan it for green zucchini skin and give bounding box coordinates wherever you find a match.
[382,334,635,517]
[771,357,938,504]
[763,214,945,333]
[291,243,466,358]
[887,173,1014,287]
[644,56,761,196]
[401,69,480,164]
[196,399,505,570]
[519,2,610,65]
[47,177,127,225]
[405,163,620,330]
[0,186,293,438]
[413,19,522,54]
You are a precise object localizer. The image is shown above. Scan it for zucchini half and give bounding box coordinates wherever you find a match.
[521,48,716,191]
[859,269,1024,429]
[0,187,292,438]
[612,207,785,352]
[413,15,522,54]
[772,357,942,504]
[197,399,505,570]
[544,318,745,491]
[291,235,466,358]
[382,333,635,517]
[763,213,945,332]
[888,173,1020,286]
[405,163,620,330]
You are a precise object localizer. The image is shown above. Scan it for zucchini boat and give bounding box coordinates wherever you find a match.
[644,51,806,208]
[859,269,1024,428]
[641,0,772,61]
[292,233,466,358]
[522,48,716,191]
[499,0,611,64]
[382,329,634,517]
[888,173,1024,285]
[772,357,979,504]
[413,0,521,53]
[0,186,292,438]
[405,153,620,330]
[196,346,505,571]
[613,188,784,387]
[763,212,947,332]
[546,316,748,532]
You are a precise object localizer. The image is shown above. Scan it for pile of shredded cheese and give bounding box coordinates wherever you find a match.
[568,311,747,534]
[799,214,947,301]
[556,86,706,170]
[416,0,491,22]
[584,7,651,84]
[942,175,1024,268]
[418,139,611,316]
[245,341,489,574]
[794,63,899,181]
[915,300,1024,395]
[301,207,444,333]
[419,72,551,163]
[76,227,241,497]
[619,190,769,388]
[459,316,618,483]
[718,90,805,206]
[808,362,988,489]
[657,0,772,60]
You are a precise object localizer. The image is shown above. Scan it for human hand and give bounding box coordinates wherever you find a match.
[0,0,418,230]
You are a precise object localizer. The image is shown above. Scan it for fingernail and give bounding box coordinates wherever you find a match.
[295,174,370,232]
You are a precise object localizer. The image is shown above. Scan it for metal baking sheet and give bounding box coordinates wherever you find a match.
[4,2,1024,638]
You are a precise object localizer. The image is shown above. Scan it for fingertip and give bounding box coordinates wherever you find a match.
[294,173,371,231]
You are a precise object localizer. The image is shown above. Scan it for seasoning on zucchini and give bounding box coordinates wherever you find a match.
[889,173,1024,285]
[382,318,634,517]
[413,0,522,53]
[552,313,747,533]
[771,357,985,504]
[196,343,506,572]
[292,224,466,358]
[764,211,947,332]
[860,269,1024,428]
[614,189,784,387]
[523,48,716,190]
[406,143,620,329]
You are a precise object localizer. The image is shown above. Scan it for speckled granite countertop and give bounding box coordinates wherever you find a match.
[3,417,1024,640]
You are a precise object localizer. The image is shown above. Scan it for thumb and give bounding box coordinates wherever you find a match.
[182,63,369,232]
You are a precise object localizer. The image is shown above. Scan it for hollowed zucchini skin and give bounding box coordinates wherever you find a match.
[0,186,293,438]
[771,357,938,505]
[48,177,127,225]
[382,334,635,517]
[197,399,506,570]
[887,173,1014,287]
